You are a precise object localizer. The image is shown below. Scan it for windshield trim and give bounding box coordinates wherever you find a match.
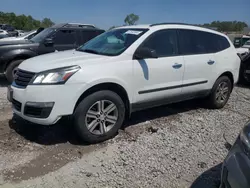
[77,28,149,57]
[30,28,56,43]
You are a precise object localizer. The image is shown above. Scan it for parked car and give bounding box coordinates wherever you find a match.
[220,121,250,188]
[0,28,44,42]
[0,29,9,36]
[7,23,240,143]
[239,52,250,84]
[0,34,9,39]
[16,30,25,36]
[242,40,250,50]
[1,24,18,37]
[236,40,250,55]
[234,35,250,48]
[0,23,104,82]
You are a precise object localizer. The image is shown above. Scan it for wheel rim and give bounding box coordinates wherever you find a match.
[85,100,118,135]
[215,81,229,103]
[12,67,18,79]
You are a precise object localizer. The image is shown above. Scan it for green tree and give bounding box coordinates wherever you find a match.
[40,18,54,28]
[109,26,117,30]
[0,11,54,30]
[202,21,248,32]
[124,13,139,25]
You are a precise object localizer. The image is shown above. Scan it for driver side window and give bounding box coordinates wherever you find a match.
[140,29,178,57]
[53,30,76,45]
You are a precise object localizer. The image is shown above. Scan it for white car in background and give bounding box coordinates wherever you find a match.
[242,40,250,49]
[16,30,25,36]
[0,29,8,35]
[0,28,44,41]
[236,40,250,55]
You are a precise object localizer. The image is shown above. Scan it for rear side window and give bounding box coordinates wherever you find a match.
[54,30,76,45]
[215,35,230,51]
[80,30,100,44]
[140,29,178,57]
[178,29,230,55]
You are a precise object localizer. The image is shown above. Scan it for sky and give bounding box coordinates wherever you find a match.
[1,0,250,29]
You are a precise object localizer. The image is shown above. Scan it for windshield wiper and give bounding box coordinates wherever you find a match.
[80,49,100,54]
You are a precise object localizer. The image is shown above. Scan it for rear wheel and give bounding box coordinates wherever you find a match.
[5,59,24,83]
[74,90,125,144]
[207,76,232,109]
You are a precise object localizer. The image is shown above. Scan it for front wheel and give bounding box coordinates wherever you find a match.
[74,90,125,144]
[5,59,24,83]
[207,76,232,109]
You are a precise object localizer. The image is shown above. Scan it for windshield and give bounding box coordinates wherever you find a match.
[244,41,250,46]
[77,28,148,56]
[30,28,55,43]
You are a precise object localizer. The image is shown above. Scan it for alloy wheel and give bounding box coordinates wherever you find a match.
[215,81,229,103]
[12,67,18,79]
[85,100,118,135]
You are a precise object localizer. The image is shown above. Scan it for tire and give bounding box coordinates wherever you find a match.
[5,59,24,83]
[74,90,126,144]
[207,76,232,109]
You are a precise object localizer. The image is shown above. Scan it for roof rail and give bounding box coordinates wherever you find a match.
[62,23,96,28]
[150,22,220,32]
[150,23,196,27]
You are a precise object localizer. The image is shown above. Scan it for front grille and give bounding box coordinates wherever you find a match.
[12,99,22,111]
[14,69,35,88]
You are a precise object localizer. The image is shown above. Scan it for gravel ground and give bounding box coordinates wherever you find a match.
[0,75,249,188]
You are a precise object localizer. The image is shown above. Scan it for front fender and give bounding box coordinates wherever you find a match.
[70,77,132,112]
[1,49,37,71]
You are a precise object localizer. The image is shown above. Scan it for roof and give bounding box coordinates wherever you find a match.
[116,24,151,29]
[51,23,104,30]
[117,23,224,36]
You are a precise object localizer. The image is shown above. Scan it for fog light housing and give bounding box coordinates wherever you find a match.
[24,102,54,118]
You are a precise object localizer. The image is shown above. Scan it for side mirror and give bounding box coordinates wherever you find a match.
[44,38,54,46]
[133,47,158,60]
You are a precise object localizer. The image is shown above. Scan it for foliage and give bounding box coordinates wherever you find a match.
[199,21,248,32]
[108,26,117,30]
[124,13,139,25]
[0,12,54,31]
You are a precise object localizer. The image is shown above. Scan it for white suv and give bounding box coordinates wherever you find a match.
[8,23,241,143]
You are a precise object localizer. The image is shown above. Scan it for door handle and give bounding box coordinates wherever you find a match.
[207,60,215,65]
[172,63,182,69]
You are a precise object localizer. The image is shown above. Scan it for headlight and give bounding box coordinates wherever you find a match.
[30,66,80,85]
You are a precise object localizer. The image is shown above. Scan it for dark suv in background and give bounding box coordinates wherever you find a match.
[0,24,18,37]
[0,23,105,82]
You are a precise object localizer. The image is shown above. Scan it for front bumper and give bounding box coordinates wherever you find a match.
[221,137,250,188]
[9,83,85,125]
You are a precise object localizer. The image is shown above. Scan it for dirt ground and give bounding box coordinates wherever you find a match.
[0,76,250,188]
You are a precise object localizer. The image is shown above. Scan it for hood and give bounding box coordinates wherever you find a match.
[19,50,113,72]
[0,37,24,41]
[0,39,31,46]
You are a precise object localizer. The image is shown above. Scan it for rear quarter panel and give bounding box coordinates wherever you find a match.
[213,43,241,85]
